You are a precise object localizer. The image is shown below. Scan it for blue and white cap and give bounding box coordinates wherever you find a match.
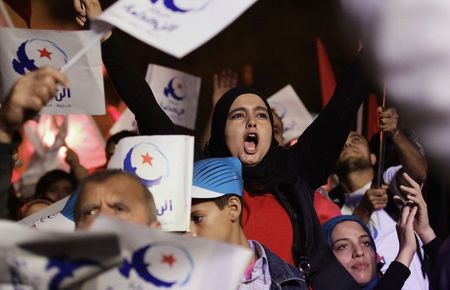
[192,157,243,199]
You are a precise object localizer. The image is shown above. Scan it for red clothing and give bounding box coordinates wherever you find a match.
[313,189,342,224]
[242,190,295,265]
[242,189,341,266]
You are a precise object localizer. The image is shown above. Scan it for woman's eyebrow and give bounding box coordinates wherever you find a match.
[255,106,269,112]
[332,238,350,245]
[228,107,246,116]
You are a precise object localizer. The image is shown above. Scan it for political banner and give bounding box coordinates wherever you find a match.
[0,27,105,115]
[145,64,201,130]
[268,85,313,144]
[107,135,194,232]
[82,216,252,290]
[94,0,257,58]
[0,220,121,290]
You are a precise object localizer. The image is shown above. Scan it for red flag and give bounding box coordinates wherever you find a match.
[365,93,379,141]
[0,1,11,27]
[3,0,31,27]
[0,13,6,27]
[316,37,336,108]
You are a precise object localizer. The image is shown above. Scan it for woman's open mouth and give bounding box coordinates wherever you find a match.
[244,132,258,154]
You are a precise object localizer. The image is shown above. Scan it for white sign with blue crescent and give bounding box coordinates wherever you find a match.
[123,142,170,188]
[12,39,68,75]
[94,0,257,58]
[0,27,105,115]
[108,135,194,232]
[150,0,214,13]
[146,64,201,130]
[118,243,194,288]
[164,77,187,101]
[0,220,120,290]
[84,216,253,290]
[268,85,314,145]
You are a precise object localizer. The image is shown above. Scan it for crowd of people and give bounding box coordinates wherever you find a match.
[0,0,449,289]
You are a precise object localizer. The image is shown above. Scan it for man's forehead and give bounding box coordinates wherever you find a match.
[83,176,143,199]
[348,131,365,139]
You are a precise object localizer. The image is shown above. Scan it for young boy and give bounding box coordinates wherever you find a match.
[190,157,307,290]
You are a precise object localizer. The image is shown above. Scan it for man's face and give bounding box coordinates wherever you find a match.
[331,221,376,286]
[224,94,272,166]
[335,132,375,171]
[76,175,152,229]
[190,200,234,243]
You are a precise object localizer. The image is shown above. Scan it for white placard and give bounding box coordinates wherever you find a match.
[94,0,257,58]
[268,85,313,144]
[0,220,121,289]
[0,27,105,115]
[82,216,252,290]
[108,135,194,232]
[146,64,201,130]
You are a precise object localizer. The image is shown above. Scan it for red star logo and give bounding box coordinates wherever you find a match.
[161,254,176,267]
[37,48,52,60]
[141,152,154,165]
[176,83,183,90]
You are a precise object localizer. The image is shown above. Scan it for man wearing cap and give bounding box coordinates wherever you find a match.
[190,157,307,290]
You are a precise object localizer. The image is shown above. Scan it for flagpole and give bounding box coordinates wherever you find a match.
[60,22,112,73]
[356,104,364,135]
[60,33,102,73]
[0,0,14,27]
[374,84,387,188]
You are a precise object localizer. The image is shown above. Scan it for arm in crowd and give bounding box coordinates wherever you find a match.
[289,52,373,191]
[0,68,68,197]
[74,0,178,136]
[65,147,89,180]
[353,185,388,224]
[399,172,441,267]
[379,107,428,184]
[372,188,418,290]
[354,107,428,223]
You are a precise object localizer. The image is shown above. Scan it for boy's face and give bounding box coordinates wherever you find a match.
[190,200,234,243]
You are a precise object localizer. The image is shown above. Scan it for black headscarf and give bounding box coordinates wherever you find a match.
[204,86,324,267]
[205,86,297,192]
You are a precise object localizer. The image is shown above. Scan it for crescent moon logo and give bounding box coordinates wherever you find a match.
[150,0,214,13]
[164,77,187,101]
[12,39,68,75]
[46,257,99,290]
[123,142,169,188]
[119,243,194,287]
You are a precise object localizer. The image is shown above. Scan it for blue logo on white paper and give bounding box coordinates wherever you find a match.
[164,77,187,101]
[123,142,169,188]
[119,243,194,287]
[46,257,99,290]
[150,0,214,13]
[12,39,68,75]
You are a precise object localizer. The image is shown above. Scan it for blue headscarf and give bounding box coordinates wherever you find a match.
[323,215,379,290]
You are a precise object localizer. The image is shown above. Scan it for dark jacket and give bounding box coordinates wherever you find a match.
[264,245,308,290]
[0,139,19,219]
